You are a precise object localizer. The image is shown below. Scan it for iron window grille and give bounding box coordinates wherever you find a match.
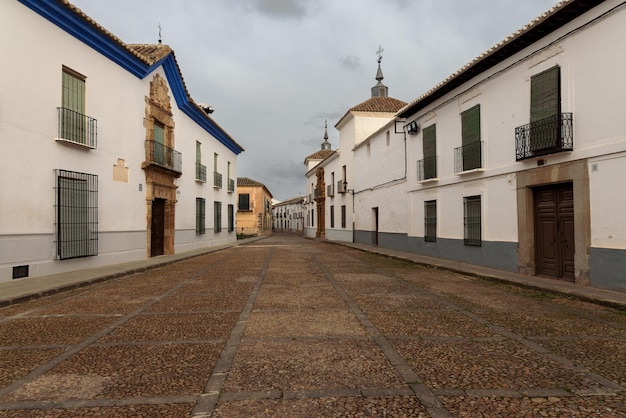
[515,113,573,160]
[330,205,335,228]
[418,156,438,181]
[341,205,346,229]
[196,163,207,182]
[463,195,482,246]
[228,178,235,192]
[145,140,182,173]
[455,141,483,173]
[57,107,97,148]
[214,201,222,232]
[424,200,437,242]
[238,194,250,211]
[214,172,223,189]
[196,198,206,234]
[54,169,98,259]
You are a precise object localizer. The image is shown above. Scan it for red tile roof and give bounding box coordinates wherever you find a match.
[349,97,407,113]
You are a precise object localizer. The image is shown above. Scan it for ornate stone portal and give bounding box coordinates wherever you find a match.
[315,167,326,238]
[143,74,178,257]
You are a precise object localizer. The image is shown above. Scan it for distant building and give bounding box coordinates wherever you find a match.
[236,177,273,235]
[304,59,406,241]
[272,197,306,232]
[0,0,243,283]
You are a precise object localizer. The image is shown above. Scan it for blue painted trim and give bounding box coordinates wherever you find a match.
[18,0,243,154]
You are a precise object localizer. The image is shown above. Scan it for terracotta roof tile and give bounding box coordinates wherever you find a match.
[237,177,265,187]
[305,149,335,162]
[349,97,407,113]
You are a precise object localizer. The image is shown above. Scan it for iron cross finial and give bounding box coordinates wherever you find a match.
[158,23,162,43]
[376,46,384,64]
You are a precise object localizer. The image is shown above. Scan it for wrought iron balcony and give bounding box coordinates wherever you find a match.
[454,141,483,174]
[57,107,97,148]
[144,140,182,174]
[214,171,223,188]
[515,113,573,161]
[228,178,235,192]
[195,163,207,182]
[417,156,438,181]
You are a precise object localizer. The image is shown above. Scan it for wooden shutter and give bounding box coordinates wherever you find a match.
[461,105,481,170]
[531,66,560,123]
[423,125,436,179]
[238,193,250,211]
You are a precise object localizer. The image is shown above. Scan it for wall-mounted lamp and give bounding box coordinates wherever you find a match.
[343,180,355,195]
[406,120,419,135]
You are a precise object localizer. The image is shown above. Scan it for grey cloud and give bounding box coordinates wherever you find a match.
[340,55,362,71]
[248,0,312,19]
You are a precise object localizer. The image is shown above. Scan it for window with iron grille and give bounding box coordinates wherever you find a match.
[424,200,437,242]
[214,201,222,232]
[341,205,346,228]
[330,205,335,228]
[55,170,98,259]
[196,198,206,234]
[228,204,234,232]
[464,195,482,246]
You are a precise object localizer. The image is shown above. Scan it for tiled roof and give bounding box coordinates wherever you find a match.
[349,97,407,113]
[398,0,602,118]
[128,44,173,64]
[237,177,265,187]
[305,149,335,162]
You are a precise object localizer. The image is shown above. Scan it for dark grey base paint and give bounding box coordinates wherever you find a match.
[354,230,518,273]
[590,247,626,292]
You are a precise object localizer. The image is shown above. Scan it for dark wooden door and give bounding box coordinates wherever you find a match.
[151,198,165,257]
[534,183,574,281]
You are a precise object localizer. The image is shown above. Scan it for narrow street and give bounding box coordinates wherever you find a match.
[1,233,624,417]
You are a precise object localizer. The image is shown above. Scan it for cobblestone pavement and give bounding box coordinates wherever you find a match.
[1,233,624,417]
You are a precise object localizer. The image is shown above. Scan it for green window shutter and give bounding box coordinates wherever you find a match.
[423,125,436,158]
[461,105,481,170]
[238,194,250,211]
[62,68,85,114]
[461,105,480,146]
[530,66,561,151]
[61,68,86,143]
[531,66,560,122]
[422,124,437,179]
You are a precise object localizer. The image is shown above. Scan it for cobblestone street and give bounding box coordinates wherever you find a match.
[1,233,624,417]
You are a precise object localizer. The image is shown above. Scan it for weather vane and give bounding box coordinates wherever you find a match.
[158,23,162,43]
[376,45,384,64]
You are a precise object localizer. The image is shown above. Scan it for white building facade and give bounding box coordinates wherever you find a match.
[0,1,243,283]
[349,0,624,291]
[272,197,306,233]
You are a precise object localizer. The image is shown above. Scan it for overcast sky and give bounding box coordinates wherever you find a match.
[70,0,557,201]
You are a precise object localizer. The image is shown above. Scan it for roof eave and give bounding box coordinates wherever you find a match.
[398,0,605,118]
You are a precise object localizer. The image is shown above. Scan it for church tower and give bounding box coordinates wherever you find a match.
[370,46,388,98]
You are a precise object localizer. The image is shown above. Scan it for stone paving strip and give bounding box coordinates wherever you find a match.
[0,234,625,417]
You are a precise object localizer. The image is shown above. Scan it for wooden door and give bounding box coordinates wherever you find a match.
[151,198,165,257]
[534,183,574,281]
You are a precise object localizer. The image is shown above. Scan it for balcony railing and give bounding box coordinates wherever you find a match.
[57,107,97,148]
[417,156,438,181]
[214,171,223,188]
[228,178,235,192]
[195,163,207,182]
[515,113,573,161]
[144,140,182,173]
[454,141,483,174]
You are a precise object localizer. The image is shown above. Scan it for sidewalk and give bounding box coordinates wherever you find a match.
[0,236,266,307]
[2,234,625,310]
[330,239,626,310]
